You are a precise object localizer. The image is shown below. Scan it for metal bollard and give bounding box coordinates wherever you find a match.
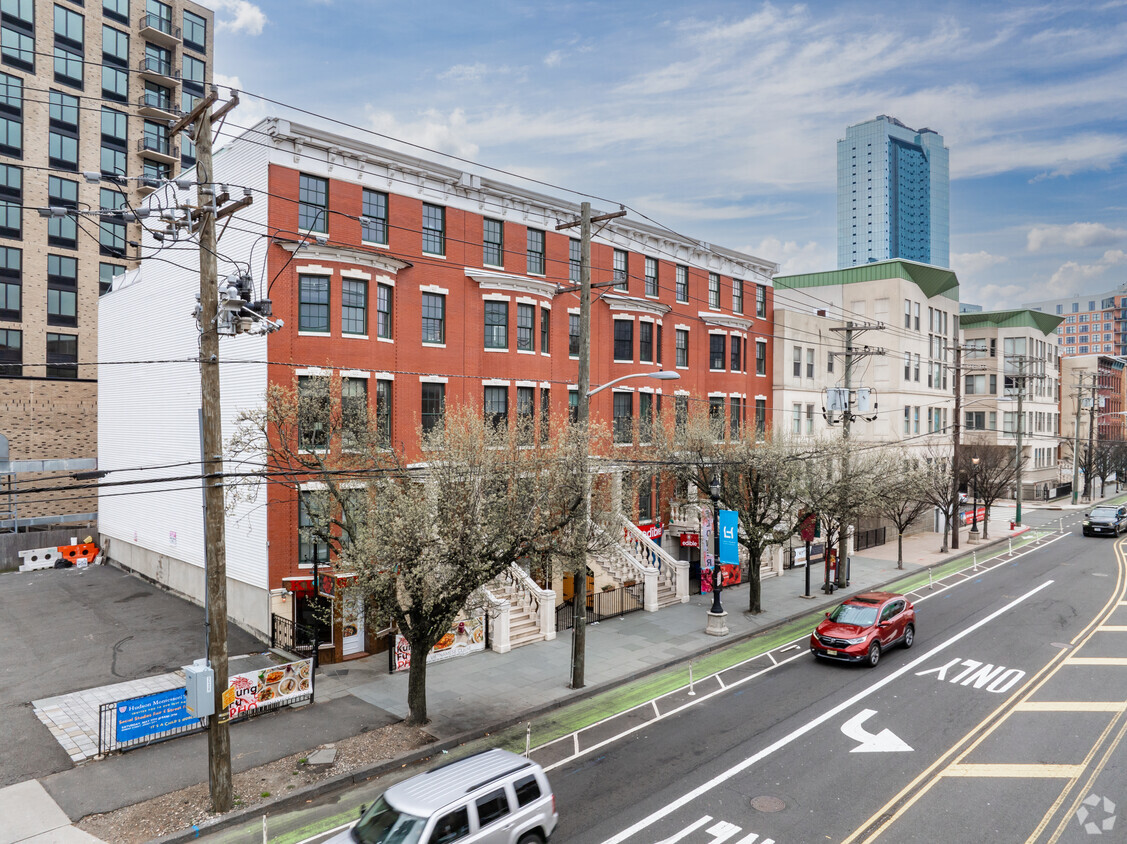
[525,722,531,757]
[688,662,696,696]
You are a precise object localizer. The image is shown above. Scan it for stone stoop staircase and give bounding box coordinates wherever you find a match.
[483,565,554,651]
[619,515,688,608]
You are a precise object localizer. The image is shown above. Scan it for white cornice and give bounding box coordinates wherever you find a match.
[604,293,672,317]
[697,312,755,331]
[276,241,411,275]
[465,268,557,299]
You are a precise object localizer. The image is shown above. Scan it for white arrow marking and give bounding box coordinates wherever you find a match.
[841,708,913,753]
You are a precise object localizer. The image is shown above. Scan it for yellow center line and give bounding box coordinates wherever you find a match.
[1014,701,1127,712]
[943,763,1087,779]
[1096,625,1127,631]
[844,535,1127,844]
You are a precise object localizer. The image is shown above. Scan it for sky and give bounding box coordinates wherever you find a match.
[209,0,1127,309]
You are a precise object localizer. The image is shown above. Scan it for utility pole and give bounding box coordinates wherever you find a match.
[949,343,963,551]
[556,202,626,690]
[1070,372,1095,505]
[826,321,881,590]
[1087,390,1097,502]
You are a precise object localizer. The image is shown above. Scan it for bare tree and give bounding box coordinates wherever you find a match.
[871,450,931,569]
[230,377,592,725]
[1091,440,1117,498]
[962,438,1017,540]
[918,444,959,551]
[655,410,806,614]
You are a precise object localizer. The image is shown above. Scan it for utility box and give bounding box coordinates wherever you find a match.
[184,658,215,718]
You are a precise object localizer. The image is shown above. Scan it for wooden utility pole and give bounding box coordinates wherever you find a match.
[949,342,963,551]
[186,99,232,813]
[555,202,626,690]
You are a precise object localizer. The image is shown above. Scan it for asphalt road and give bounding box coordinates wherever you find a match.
[553,511,1127,844]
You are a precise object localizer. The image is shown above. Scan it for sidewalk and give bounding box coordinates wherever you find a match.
[2,504,1078,841]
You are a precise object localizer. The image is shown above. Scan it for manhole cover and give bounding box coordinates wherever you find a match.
[750,796,786,813]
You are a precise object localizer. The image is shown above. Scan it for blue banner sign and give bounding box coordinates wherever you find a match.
[116,687,200,744]
[718,509,739,565]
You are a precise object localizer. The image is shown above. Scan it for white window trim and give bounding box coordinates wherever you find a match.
[483,378,511,387]
[296,367,332,377]
[420,284,447,295]
[340,369,370,379]
[418,375,445,383]
[295,265,333,276]
[340,269,371,281]
[483,293,511,302]
[298,331,333,338]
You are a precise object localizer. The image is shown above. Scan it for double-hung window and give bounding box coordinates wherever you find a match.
[708,273,720,308]
[483,218,503,267]
[676,265,688,303]
[756,341,766,375]
[568,238,580,282]
[341,279,367,336]
[613,320,633,361]
[516,303,534,351]
[732,279,743,314]
[613,392,633,443]
[675,329,688,367]
[613,250,628,290]
[730,336,742,371]
[639,322,653,363]
[756,285,766,318]
[526,229,545,274]
[361,189,387,244]
[484,301,508,349]
[299,274,330,333]
[421,292,445,344]
[568,313,579,357]
[540,307,550,354]
[484,385,508,430]
[422,203,445,255]
[298,491,330,566]
[645,257,658,296]
[375,283,392,339]
[710,335,725,370]
[421,383,445,435]
[298,174,328,233]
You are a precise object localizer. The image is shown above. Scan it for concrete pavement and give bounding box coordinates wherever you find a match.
[3,498,1102,841]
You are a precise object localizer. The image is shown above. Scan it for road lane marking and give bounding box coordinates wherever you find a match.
[847,535,1127,844]
[1015,701,1127,712]
[656,815,712,843]
[600,580,1055,844]
[943,763,1086,778]
[841,709,912,753]
[1064,657,1127,666]
[1097,625,1127,631]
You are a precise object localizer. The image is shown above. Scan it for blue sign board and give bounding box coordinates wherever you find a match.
[718,509,739,565]
[115,687,200,744]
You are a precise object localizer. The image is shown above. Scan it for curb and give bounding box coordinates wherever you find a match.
[148,529,1037,842]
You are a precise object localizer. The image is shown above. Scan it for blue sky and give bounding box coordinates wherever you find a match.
[211,0,1127,309]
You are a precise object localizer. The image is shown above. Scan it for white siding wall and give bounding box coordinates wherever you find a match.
[98,132,272,632]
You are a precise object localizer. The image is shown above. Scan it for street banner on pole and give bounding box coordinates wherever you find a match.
[718,510,738,564]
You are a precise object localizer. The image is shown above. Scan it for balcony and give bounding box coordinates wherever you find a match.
[137,90,178,120]
[137,135,179,165]
[139,13,181,47]
[138,56,180,85]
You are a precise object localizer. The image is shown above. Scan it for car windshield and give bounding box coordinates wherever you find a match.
[1091,508,1119,519]
[352,797,426,844]
[829,603,878,627]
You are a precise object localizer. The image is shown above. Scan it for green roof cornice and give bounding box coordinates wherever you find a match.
[958,308,1064,335]
[775,260,960,301]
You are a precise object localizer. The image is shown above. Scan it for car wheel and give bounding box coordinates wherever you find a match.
[518,833,545,844]
[866,642,881,667]
[902,624,915,649]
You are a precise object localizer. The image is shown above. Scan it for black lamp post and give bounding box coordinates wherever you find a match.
[969,456,980,539]
[710,473,723,615]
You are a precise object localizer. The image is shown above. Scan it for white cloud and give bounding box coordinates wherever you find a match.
[214,1,267,36]
[1050,249,1127,285]
[973,282,1029,310]
[439,63,489,83]
[544,51,563,68]
[952,250,1008,277]
[747,236,833,276]
[363,108,480,160]
[1027,223,1127,252]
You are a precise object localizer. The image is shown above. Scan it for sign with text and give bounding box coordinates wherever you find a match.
[392,615,485,673]
[225,658,312,720]
[634,521,664,541]
[115,688,200,744]
[718,510,739,564]
[700,510,714,592]
[680,532,700,548]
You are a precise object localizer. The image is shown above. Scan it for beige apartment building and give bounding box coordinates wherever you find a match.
[0,0,212,531]
[959,309,1063,499]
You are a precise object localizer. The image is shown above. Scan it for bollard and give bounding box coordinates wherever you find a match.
[1059,517,1064,534]
[525,722,531,757]
[688,662,696,696]
[929,568,934,590]
[1009,537,1013,556]
[973,551,977,572]
[262,816,268,844]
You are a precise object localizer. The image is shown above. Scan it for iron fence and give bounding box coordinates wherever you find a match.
[271,613,315,658]
[98,691,206,757]
[555,581,646,631]
[853,526,887,552]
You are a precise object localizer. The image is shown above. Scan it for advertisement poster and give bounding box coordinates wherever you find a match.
[115,688,200,744]
[392,615,485,673]
[959,506,986,526]
[700,509,714,593]
[225,658,312,720]
[717,509,742,587]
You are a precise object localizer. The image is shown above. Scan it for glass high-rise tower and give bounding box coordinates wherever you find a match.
[837,115,949,269]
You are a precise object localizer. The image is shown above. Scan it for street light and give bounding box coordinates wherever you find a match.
[968,456,980,542]
[586,369,680,398]
[709,472,723,615]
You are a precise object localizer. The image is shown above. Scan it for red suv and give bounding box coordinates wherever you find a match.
[810,592,916,667]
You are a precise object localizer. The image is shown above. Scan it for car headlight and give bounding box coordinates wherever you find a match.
[1083,520,1091,525]
[841,636,867,645]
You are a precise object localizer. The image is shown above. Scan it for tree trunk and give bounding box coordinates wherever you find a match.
[897,530,904,569]
[982,505,991,540]
[406,639,430,726]
[747,545,763,614]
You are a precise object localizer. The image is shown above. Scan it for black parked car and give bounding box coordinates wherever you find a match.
[1082,506,1127,537]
